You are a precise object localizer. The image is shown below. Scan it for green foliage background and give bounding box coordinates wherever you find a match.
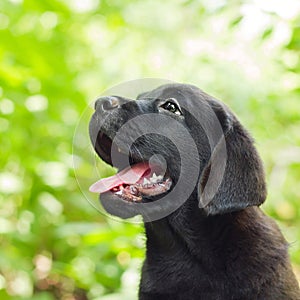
[0,0,300,299]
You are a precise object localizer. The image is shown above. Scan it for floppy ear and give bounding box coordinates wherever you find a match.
[198,101,267,215]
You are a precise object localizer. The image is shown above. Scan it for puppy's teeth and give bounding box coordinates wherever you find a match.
[143,178,150,185]
[130,186,138,194]
[150,173,158,183]
[157,175,163,181]
[115,191,122,195]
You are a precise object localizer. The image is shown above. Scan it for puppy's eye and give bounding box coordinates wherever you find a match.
[160,99,182,116]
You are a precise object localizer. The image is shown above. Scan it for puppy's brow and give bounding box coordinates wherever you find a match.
[139,97,165,101]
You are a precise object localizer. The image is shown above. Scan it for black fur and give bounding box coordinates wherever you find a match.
[89,83,300,299]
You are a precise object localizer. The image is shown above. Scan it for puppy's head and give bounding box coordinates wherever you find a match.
[89,83,266,220]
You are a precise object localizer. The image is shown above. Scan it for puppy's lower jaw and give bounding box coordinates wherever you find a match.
[113,176,172,202]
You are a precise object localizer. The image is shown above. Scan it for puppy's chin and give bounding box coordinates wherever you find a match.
[99,190,177,221]
[100,192,142,219]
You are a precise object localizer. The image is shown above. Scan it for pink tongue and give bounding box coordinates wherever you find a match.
[89,162,150,193]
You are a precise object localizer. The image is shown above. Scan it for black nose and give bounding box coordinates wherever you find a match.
[94,96,120,111]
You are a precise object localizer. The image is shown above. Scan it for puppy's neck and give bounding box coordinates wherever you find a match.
[144,206,288,265]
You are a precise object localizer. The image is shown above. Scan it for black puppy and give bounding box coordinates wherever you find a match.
[89,83,300,299]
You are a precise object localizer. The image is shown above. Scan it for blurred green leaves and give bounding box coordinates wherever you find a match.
[0,0,300,298]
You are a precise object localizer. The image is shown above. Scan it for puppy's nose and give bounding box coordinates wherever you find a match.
[94,96,120,111]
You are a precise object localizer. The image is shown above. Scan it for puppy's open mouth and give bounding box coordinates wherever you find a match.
[89,133,172,202]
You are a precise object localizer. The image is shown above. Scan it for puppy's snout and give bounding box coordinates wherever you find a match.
[95,96,120,111]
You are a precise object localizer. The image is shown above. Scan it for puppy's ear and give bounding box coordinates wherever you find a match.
[198,101,267,215]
